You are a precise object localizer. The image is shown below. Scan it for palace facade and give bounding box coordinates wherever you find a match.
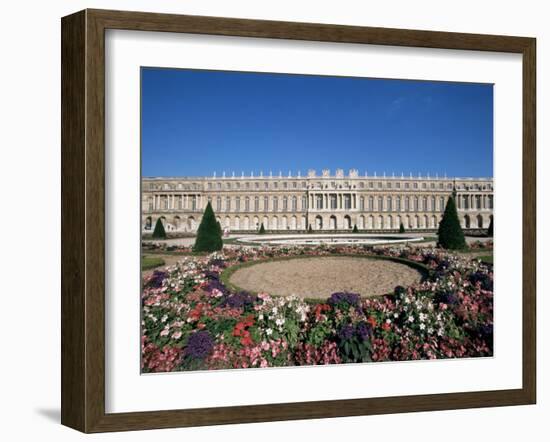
[142,169,493,233]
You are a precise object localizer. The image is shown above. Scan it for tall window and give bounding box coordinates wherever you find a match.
[292,196,297,211]
[225,196,231,212]
[360,196,365,211]
[378,196,384,211]
[263,196,269,212]
[405,197,410,211]
[396,196,401,212]
[283,197,288,211]
[245,197,250,212]
[235,197,240,212]
[387,196,392,212]
[301,196,307,211]
[331,194,338,209]
[344,195,351,209]
[273,197,279,212]
[488,195,493,209]
[254,197,259,212]
[316,194,323,209]
[422,197,428,211]
[414,197,419,211]
[368,196,374,211]
[431,196,436,212]
[440,197,445,211]
[216,197,222,212]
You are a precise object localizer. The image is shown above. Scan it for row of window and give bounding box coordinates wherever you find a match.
[147,180,493,192]
[148,194,493,212]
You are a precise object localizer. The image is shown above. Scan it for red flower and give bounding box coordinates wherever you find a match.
[367,316,377,328]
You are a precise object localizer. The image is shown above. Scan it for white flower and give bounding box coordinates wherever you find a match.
[161,315,168,323]
[266,328,273,336]
[394,313,399,318]
[275,318,285,326]
[419,323,426,330]
[258,314,264,321]
[408,315,414,323]
[386,319,392,324]
[419,313,427,322]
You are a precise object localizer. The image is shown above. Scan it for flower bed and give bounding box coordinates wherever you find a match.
[141,245,493,372]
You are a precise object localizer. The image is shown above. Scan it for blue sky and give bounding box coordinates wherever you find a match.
[141,68,493,178]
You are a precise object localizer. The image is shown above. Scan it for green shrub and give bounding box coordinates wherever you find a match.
[399,222,405,234]
[258,223,266,234]
[193,202,223,252]
[437,196,467,250]
[487,217,493,237]
[307,224,313,234]
[152,218,167,239]
[352,224,359,233]
[142,256,165,271]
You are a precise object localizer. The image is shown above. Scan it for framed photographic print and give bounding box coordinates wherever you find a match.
[61,9,536,433]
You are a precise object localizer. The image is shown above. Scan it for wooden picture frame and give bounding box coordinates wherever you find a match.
[61,8,536,433]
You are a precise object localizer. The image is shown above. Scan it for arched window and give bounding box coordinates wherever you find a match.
[405,197,410,212]
[368,196,374,211]
[301,196,307,211]
[283,196,288,211]
[273,196,279,211]
[292,196,297,211]
[216,197,222,212]
[225,196,231,212]
[387,196,392,212]
[235,197,240,212]
[245,197,250,212]
[378,196,384,211]
[360,196,365,211]
[431,196,436,212]
[263,196,269,212]
[254,197,259,212]
[396,196,401,212]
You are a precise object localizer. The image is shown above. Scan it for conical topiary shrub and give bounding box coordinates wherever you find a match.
[193,202,223,252]
[437,196,467,250]
[399,222,405,234]
[352,224,359,233]
[307,224,313,234]
[152,218,167,239]
[258,223,266,234]
[487,217,493,237]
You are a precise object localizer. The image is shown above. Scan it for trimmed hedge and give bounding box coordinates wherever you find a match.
[193,202,223,252]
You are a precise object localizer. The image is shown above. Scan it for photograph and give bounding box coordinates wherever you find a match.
[140,67,494,373]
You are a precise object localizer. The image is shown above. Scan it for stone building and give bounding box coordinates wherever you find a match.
[142,169,493,233]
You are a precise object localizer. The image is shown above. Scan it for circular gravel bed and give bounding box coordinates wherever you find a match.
[228,256,423,298]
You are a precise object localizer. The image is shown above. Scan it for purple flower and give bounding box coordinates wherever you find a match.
[338,324,355,340]
[356,321,371,341]
[469,271,493,291]
[149,271,167,288]
[223,291,257,309]
[328,292,361,308]
[204,278,228,296]
[184,331,214,360]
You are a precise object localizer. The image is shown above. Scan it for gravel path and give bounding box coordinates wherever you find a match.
[229,257,423,298]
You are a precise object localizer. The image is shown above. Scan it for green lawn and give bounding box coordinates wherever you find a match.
[142,255,165,270]
[478,255,494,264]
